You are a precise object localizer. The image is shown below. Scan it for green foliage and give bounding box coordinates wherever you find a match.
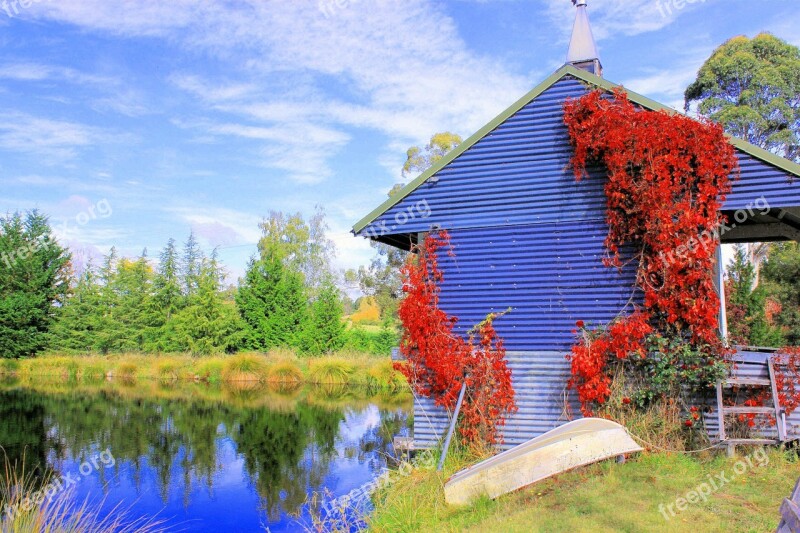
[342,323,398,356]
[625,336,730,409]
[0,211,70,359]
[725,244,784,346]
[308,358,355,384]
[402,131,463,178]
[50,237,244,356]
[257,208,334,297]
[236,253,308,351]
[762,242,800,344]
[685,33,800,162]
[300,281,345,355]
[222,353,269,382]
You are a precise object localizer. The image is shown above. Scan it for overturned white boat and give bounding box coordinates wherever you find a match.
[444,418,643,506]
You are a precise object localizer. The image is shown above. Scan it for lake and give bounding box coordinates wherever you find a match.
[0,378,412,532]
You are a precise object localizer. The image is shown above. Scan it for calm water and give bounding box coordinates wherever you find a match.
[0,379,411,532]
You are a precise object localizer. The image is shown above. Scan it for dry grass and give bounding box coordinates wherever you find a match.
[3,351,404,393]
[0,452,168,533]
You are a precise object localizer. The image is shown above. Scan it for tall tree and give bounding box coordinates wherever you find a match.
[169,252,243,354]
[762,242,800,345]
[182,232,201,297]
[402,131,463,177]
[114,251,157,351]
[300,280,345,355]
[257,207,334,296]
[685,33,800,162]
[49,262,102,352]
[725,244,784,347]
[153,238,183,322]
[0,211,70,358]
[237,252,307,350]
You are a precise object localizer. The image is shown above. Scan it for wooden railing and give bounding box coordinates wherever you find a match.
[777,476,800,533]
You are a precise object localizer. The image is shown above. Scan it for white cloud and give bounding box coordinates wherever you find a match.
[0,112,101,160]
[544,0,686,41]
[30,0,531,169]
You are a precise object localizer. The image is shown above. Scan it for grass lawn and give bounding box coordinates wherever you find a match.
[368,447,800,532]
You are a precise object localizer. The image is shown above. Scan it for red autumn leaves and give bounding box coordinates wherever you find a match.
[563,89,738,415]
[395,230,516,445]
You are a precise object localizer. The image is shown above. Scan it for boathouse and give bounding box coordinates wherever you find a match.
[352,1,800,449]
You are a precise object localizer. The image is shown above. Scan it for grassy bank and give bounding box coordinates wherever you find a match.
[368,447,800,532]
[0,351,407,392]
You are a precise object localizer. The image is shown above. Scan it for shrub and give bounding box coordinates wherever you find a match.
[195,358,225,384]
[115,362,138,380]
[222,354,269,382]
[308,358,355,384]
[266,361,303,383]
[367,360,406,391]
[155,359,182,380]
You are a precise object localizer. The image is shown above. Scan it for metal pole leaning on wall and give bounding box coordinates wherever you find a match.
[438,382,467,472]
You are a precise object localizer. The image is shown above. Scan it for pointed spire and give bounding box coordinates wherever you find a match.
[566,0,602,76]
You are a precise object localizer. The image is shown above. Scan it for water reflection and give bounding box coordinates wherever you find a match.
[0,377,411,531]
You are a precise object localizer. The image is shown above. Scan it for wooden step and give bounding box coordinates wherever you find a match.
[722,406,777,414]
[721,438,779,445]
[724,377,771,386]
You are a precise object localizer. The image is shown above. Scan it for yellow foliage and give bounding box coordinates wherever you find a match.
[351,297,380,323]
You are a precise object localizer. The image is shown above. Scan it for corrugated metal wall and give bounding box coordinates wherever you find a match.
[359,75,800,239]
[363,74,800,449]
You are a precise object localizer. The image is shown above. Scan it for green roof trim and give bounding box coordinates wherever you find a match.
[352,64,800,235]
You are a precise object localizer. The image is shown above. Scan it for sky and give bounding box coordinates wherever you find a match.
[0,0,798,283]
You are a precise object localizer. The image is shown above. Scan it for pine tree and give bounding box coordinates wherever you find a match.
[182,232,201,297]
[49,262,102,352]
[153,238,183,321]
[763,242,800,344]
[0,211,70,358]
[114,251,157,351]
[726,244,784,347]
[170,252,243,354]
[237,252,307,350]
[300,280,345,355]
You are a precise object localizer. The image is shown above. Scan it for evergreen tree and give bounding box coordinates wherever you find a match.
[0,211,70,358]
[762,242,800,344]
[153,238,183,322]
[236,252,307,350]
[114,251,157,351]
[725,244,784,346]
[93,248,123,354]
[170,252,243,354]
[182,232,201,297]
[300,280,345,355]
[49,262,102,352]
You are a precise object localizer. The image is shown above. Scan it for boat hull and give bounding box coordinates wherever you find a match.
[444,418,643,506]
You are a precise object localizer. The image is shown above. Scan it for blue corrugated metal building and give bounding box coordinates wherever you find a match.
[352,6,800,450]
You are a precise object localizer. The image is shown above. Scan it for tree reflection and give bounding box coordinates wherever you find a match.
[0,380,410,520]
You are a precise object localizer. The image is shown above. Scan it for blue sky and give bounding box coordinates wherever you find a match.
[0,0,798,282]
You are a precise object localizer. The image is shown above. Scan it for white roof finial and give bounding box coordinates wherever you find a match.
[566,0,602,76]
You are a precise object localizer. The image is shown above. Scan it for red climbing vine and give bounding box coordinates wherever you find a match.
[395,230,516,445]
[563,89,739,415]
[773,346,800,418]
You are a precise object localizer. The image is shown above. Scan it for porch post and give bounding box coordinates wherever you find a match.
[714,245,728,342]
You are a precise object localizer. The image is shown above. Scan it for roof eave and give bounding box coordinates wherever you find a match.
[352,64,800,235]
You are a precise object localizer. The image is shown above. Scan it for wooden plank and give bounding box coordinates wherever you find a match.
[724,377,771,386]
[724,438,778,445]
[716,381,726,442]
[778,498,800,533]
[768,357,787,441]
[722,406,776,414]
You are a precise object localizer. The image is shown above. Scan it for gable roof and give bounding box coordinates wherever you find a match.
[353,64,800,235]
